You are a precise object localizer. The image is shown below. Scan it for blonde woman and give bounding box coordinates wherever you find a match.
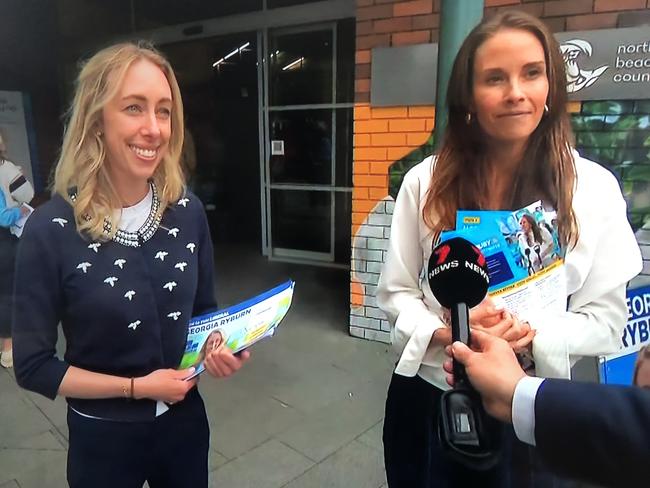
[13,42,249,487]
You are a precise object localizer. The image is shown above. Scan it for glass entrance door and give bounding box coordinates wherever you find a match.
[262,22,354,264]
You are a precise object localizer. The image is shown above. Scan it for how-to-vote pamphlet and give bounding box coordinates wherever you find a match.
[181,280,295,379]
[441,201,565,321]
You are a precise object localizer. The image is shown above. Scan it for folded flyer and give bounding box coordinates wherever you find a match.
[442,201,565,321]
[181,280,295,379]
[10,203,33,238]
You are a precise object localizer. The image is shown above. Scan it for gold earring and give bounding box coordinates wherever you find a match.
[544,104,549,114]
[96,131,103,137]
[465,112,472,125]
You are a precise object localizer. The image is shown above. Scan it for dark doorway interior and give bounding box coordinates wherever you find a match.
[163,33,261,247]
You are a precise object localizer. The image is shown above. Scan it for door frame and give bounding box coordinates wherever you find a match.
[143,0,354,265]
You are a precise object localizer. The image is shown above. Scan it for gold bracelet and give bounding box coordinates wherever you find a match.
[130,377,135,399]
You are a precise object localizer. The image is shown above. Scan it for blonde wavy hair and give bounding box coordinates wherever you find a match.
[423,10,578,249]
[53,41,185,241]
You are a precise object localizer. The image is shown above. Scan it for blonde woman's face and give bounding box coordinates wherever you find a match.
[472,28,549,148]
[101,59,173,192]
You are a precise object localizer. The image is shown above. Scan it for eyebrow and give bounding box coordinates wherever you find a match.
[121,94,172,104]
[480,61,546,73]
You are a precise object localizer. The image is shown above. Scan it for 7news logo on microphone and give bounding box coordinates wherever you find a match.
[428,240,489,284]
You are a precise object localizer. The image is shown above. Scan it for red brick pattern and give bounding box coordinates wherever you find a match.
[352,103,434,233]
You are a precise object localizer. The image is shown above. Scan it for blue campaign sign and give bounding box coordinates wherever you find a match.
[599,285,650,385]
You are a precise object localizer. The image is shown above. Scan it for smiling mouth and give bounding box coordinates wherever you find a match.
[129,145,158,160]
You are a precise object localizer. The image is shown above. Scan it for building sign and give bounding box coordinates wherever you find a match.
[370,26,650,107]
[556,26,650,101]
[599,285,650,386]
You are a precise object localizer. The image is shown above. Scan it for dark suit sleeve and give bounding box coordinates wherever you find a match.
[534,379,650,488]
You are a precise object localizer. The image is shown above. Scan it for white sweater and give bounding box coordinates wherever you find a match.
[377,152,642,389]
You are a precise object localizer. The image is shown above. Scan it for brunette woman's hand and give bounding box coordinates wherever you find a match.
[134,368,197,403]
[469,297,505,328]
[472,312,535,351]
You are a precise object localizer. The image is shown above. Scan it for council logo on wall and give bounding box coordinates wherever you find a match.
[560,39,608,94]
[556,26,650,101]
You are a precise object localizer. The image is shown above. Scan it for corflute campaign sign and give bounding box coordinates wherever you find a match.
[599,285,650,385]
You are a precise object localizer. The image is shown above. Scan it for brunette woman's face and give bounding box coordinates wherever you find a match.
[520,217,531,232]
[471,28,549,148]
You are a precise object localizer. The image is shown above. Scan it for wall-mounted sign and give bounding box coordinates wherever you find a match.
[370,26,650,107]
[556,26,650,101]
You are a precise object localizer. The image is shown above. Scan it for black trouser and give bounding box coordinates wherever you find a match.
[67,390,209,488]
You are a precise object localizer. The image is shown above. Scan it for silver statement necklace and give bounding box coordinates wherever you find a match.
[71,181,162,248]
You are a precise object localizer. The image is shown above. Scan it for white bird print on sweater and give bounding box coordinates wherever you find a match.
[128,320,141,330]
[155,251,168,261]
[114,259,126,269]
[104,276,117,288]
[163,281,177,291]
[76,262,92,273]
[52,218,68,227]
[124,290,136,301]
[104,276,118,287]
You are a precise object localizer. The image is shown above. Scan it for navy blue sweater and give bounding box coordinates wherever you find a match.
[13,192,217,421]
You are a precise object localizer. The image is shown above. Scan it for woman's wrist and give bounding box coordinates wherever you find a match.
[132,376,146,400]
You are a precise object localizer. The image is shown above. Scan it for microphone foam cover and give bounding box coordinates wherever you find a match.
[428,237,489,308]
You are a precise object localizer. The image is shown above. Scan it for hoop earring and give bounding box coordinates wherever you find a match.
[465,112,472,125]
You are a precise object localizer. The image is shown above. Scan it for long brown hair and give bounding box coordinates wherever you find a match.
[423,10,578,249]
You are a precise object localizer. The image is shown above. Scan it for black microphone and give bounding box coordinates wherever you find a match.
[525,247,534,275]
[428,237,499,469]
[428,237,489,388]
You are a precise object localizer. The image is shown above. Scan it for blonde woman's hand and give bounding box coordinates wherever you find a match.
[134,368,198,403]
[204,345,251,378]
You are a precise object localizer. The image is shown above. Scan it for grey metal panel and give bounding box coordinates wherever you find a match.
[370,43,438,107]
[555,26,650,101]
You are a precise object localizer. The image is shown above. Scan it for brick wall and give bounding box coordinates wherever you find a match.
[349,0,650,342]
[350,105,433,343]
